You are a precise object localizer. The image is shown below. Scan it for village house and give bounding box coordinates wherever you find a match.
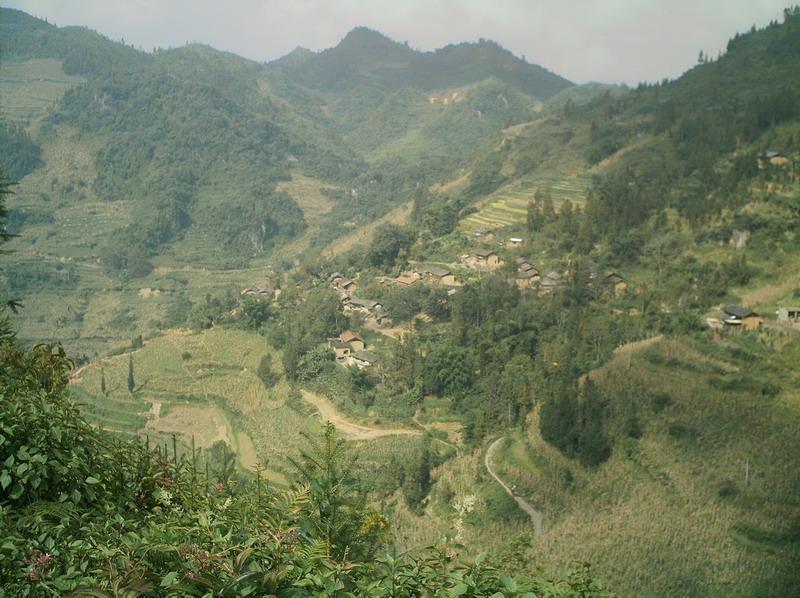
[506,237,524,248]
[539,271,562,294]
[346,297,383,315]
[604,272,628,296]
[722,305,763,331]
[395,275,418,286]
[339,330,365,352]
[516,258,539,275]
[777,307,800,322]
[338,278,357,293]
[352,350,379,369]
[420,265,457,286]
[475,249,500,267]
[329,272,344,285]
[328,338,353,362]
[766,151,790,166]
[515,269,540,289]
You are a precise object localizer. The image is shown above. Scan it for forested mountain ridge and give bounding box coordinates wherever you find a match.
[2,7,800,596]
[0,7,570,275]
[272,25,572,98]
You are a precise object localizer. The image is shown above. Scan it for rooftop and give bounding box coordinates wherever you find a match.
[723,305,756,318]
[353,350,379,364]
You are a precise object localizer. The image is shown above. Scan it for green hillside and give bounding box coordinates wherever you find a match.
[3,6,800,596]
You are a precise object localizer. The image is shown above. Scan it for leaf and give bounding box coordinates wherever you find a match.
[160,571,179,588]
[0,472,10,490]
[85,476,100,485]
[9,483,23,500]
[450,583,469,596]
[501,576,517,592]
[16,463,28,476]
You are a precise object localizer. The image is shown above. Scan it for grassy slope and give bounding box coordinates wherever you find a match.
[487,334,800,596]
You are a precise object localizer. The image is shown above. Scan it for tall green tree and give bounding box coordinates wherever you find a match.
[127,354,135,393]
[290,423,386,560]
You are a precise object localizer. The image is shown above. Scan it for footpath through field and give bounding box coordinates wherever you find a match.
[485,437,544,535]
[300,390,422,441]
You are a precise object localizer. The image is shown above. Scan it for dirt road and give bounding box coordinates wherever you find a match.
[485,437,544,535]
[301,390,422,441]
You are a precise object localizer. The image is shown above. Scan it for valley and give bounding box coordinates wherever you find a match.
[2,5,800,596]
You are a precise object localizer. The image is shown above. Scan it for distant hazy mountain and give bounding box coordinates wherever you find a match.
[272,26,572,98]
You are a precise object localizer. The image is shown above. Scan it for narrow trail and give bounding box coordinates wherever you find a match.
[301,390,422,441]
[485,437,544,536]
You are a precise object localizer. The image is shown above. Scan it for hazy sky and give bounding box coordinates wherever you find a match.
[3,0,790,84]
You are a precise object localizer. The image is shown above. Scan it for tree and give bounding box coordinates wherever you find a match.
[498,355,534,426]
[576,379,612,467]
[0,173,20,343]
[402,437,433,513]
[100,368,107,396]
[290,423,387,560]
[127,355,135,393]
[256,353,279,388]
[367,224,414,269]
[421,343,475,396]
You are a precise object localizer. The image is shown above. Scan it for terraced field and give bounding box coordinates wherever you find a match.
[68,328,322,481]
[461,173,590,232]
[0,58,84,122]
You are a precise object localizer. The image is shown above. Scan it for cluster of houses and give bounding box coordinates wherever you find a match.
[394,265,459,287]
[330,273,390,324]
[328,330,379,369]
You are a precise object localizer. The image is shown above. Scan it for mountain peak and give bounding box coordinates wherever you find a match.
[335,26,411,56]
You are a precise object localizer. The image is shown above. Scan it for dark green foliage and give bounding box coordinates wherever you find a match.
[586,121,630,165]
[576,380,612,467]
[367,223,414,269]
[289,422,385,560]
[0,8,149,75]
[1,260,79,292]
[539,378,580,456]
[422,342,476,396]
[402,437,434,513]
[256,353,279,388]
[238,296,275,331]
[127,354,135,393]
[0,118,41,180]
[272,287,342,381]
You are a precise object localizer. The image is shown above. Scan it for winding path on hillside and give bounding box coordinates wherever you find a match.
[300,390,423,441]
[485,437,544,536]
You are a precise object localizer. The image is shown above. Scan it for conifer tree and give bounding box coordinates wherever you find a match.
[127,355,135,393]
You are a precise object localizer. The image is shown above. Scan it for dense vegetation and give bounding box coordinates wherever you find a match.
[3,6,800,595]
[0,176,612,596]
